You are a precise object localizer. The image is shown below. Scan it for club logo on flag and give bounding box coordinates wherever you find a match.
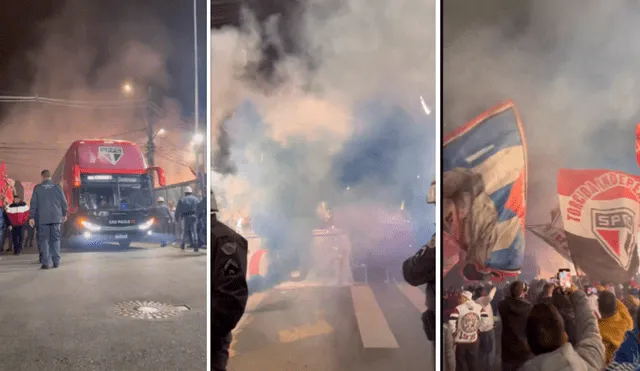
[591,207,636,270]
[98,146,124,165]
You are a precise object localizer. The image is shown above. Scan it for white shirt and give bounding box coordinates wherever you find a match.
[475,287,497,332]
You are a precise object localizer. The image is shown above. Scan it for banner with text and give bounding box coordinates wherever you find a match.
[557,169,640,283]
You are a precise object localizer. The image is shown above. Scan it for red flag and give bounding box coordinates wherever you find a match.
[558,168,640,283]
[636,123,640,167]
[0,162,12,207]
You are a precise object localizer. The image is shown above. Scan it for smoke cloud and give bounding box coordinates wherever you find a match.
[0,0,196,184]
[444,0,640,272]
[212,0,435,292]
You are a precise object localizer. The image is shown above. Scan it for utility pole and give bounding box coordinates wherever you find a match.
[144,86,155,167]
[193,0,202,184]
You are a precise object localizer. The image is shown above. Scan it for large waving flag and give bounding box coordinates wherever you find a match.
[527,207,571,261]
[443,101,528,281]
[636,123,640,167]
[557,169,640,283]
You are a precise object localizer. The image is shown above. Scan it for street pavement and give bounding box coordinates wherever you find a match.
[228,280,434,371]
[0,242,207,371]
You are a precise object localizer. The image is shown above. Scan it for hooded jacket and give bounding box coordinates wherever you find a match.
[599,299,634,364]
[498,296,533,364]
[449,298,488,344]
[519,291,606,371]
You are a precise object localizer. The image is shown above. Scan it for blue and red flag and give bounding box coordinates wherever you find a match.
[443,101,528,281]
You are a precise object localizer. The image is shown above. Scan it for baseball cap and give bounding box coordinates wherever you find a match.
[461,291,473,301]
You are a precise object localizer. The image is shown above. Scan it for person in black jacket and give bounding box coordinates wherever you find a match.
[551,286,578,346]
[498,280,534,371]
[403,233,436,341]
[211,195,248,371]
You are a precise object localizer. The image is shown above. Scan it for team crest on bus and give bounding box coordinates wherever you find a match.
[99,146,124,165]
[591,207,636,270]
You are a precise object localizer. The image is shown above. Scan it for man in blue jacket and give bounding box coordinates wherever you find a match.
[28,169,68,269]
[175,186,200,252]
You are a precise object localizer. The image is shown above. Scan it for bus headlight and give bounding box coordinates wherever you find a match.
[80,220,102,231]
[138,218,155,230]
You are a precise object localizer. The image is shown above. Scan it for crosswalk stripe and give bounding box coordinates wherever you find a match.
[396,283,427,313]
[278,319,334,344]
[350,284,399,349]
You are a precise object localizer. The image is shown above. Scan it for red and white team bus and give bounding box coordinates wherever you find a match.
[52,139,166,248]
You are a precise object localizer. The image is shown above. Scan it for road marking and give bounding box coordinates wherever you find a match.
[230,291,268,358]
[229,315,255,358]
[278,319,334,344]
[396,283,427,312]
[350,285,399,349]
[274,281,327,290]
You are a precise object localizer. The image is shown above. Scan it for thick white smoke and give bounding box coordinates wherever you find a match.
[0,0,195,183]
[212,0,435,290]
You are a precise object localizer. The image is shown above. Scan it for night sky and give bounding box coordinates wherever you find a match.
[0,0,207,122]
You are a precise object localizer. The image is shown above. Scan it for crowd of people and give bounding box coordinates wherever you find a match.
[154,186,207,250]
[444,275,640,371]
[0,182,208,259]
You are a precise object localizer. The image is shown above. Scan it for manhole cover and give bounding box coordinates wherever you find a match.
[138,306,160,314]
[112,301,190,320]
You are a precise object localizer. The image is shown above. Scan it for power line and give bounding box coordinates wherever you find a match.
[149,102,196,131]
[0,160,43,169]
[102,127,147,139]
[0,146,64,152]
[156,136,184,151]
[155,151,193,168]
[0,95,145,105]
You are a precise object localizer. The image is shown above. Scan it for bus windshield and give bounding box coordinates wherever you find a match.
[79,174,153,211]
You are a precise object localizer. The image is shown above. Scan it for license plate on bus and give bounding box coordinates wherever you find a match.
[115,234,128,240]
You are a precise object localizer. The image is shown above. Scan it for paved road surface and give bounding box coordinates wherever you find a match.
[228,280,434,371]
[0,242,207,371]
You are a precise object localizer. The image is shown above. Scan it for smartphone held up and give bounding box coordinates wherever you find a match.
[558,268,572,290]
